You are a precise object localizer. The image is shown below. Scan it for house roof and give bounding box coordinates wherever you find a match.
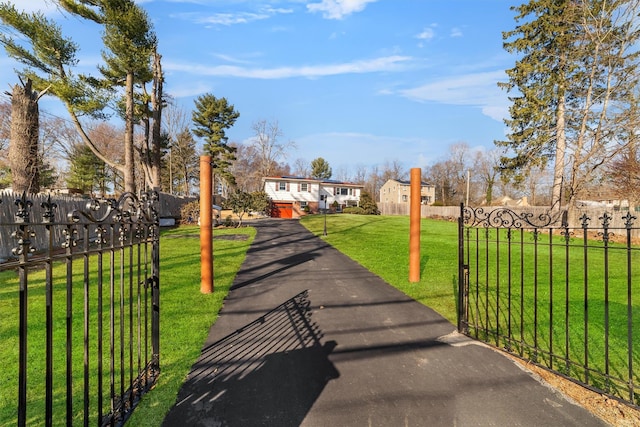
[385,179,433,187]
[263,176,364,187]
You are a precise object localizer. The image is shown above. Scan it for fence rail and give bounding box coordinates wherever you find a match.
[0,191,160,426]
[458,204,640,407]
[0,191,192,260]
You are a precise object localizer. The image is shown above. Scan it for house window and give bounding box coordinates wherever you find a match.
[300,201,308,208]
[337,188,348,195]
[279,182,286,191]
[301,182,308,192]
[402,195,408,202]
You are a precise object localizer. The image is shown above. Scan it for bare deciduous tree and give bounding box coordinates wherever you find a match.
[292,158,310,177]
[250,119,296,178]
[472,149,501,205]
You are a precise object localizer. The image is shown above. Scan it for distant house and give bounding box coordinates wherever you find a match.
[489,196,530,207]
[575,187,631,210]
[262,176,364,218]
[379,179,435,205]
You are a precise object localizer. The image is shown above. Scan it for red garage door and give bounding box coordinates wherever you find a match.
[271,203,293,219]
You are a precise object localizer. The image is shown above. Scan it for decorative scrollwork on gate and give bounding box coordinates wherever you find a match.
[463,206,563,228]
[67,191,159,226]
[14,192,33,224]
[11,193,36,256]
[41,195,57,223]
[623,211,637,229]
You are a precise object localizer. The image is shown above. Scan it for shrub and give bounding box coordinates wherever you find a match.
[359,191,380,215]
[180,200,200,224]
[223,215,235,227]
[343,206,365,214]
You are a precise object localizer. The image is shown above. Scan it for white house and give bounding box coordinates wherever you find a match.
[262,176,364,218]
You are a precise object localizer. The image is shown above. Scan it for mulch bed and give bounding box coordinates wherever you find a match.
[163,234,249,241]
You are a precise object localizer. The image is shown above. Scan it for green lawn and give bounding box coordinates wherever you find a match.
[300,214,460,324]
[3,213,638,424]
[301,214,640,403]
[462,226,640,399]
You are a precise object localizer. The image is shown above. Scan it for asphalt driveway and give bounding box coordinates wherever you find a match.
[162,219,608,427]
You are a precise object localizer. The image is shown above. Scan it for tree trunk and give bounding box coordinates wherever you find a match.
[9,80,39,194]
[486,180,493,205]
[124,71,136,194]
[551,93,566,211]
[151,51,163,189]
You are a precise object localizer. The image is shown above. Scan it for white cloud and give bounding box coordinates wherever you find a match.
[307,0,378,20]
[399,70,509,121]
[263,7,294,15]
[190,12,271,25]
[173,6,292,26]
[416,27,435,41]
[164,55,412,79]
[210,53,255,65]
[450,27,463,38]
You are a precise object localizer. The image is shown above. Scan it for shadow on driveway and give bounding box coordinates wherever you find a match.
[162,290,339,427]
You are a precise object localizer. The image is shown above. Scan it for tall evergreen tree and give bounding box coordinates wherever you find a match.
[0,3,111,172]
[192,94,239,186]
[60,0,158,193]
[66,143,106,194]
[0,1,160,195]
[497,0,576,210]
[169,128,198,196]
[498,0,640,212]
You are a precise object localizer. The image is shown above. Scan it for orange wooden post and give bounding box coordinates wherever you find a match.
[200,156,213,293]
[409,167,421,283]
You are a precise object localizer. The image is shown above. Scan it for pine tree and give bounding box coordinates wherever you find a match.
[0,1,160,195]
[359,191,380,215]
[310,157,332,179]
[61,0,158,193]
[497,0,640,211]
[192,94,240,186]
[66,143,106,194]
[497,0,577,210]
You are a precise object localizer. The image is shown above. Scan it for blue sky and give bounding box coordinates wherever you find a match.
[2,0,517,178]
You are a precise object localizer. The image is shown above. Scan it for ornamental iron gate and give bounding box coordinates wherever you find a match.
[458,204,640,407]
[0,191,160,426]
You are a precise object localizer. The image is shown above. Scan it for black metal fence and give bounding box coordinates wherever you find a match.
[0,191,160,426]
[458,205,640,407]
